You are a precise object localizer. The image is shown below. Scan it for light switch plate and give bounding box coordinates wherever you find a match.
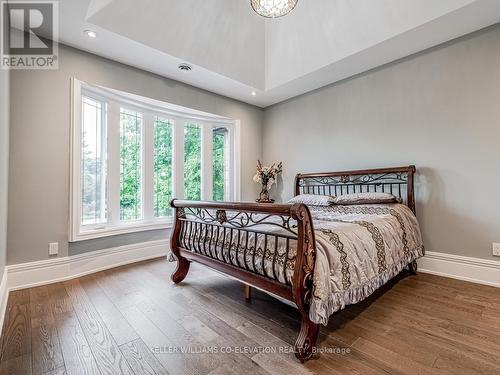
[48,242,59,255]
[493,243,500,257]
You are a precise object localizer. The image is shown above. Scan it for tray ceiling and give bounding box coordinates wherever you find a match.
[56,0,500,107]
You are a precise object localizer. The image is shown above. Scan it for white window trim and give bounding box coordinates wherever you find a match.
[70,78,241,242]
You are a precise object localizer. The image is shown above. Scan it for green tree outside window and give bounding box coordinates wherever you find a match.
[184,123,201,200]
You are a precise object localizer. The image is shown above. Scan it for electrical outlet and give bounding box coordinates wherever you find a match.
[48,242,59,256]
[493,243,500,257]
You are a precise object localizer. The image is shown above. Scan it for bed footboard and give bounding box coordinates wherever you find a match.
[169,199,319,361]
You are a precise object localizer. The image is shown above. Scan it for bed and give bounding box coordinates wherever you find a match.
[169,166,424,362]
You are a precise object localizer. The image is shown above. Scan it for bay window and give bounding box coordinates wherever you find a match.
[81,96,107,226]
[184,123,202,201]
[70,79,240,241]
[212,127,229,201]
[119,108,143,221]
[153,116,173,218]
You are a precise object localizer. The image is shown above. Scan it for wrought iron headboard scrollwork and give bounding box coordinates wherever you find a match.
[294,166,416,214]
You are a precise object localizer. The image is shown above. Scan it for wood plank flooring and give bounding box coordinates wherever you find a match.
[1,258,500,375]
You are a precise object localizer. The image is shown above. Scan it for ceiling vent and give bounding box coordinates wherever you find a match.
[178,63,192,72]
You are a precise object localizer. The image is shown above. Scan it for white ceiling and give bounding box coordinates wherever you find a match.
[55,0,500,107]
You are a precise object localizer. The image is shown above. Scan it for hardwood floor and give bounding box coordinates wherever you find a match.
[1,258,500,375]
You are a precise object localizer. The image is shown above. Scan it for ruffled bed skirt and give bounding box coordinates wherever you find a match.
[168,244,425,327]
[309,245,425,325]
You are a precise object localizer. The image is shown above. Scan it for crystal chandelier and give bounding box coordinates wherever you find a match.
[250,0,298,18]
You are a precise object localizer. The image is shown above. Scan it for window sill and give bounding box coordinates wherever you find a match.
[70,219,174,242]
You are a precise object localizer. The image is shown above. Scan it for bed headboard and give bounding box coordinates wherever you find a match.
[294,166,416,213]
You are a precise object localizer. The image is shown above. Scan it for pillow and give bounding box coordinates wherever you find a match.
[288,194,335,206]
[332,192,400,205]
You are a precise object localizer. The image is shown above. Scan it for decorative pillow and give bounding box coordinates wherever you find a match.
[288,194,335,206]
[332,192,400,205]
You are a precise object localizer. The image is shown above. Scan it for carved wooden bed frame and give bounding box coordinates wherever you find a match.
[169,165,417,362]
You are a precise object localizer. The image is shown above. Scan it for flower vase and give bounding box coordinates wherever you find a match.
[256,185,274,203]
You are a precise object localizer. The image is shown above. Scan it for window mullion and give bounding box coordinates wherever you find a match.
[173,117,185,199]
[107,101,121,227]
[201,123,213,200]
[143,113,154,221]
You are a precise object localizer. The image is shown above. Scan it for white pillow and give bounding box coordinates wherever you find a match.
[332,192,400,205]
[288,194,335,206]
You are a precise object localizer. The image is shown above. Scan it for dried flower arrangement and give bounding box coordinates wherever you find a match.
[253,160,283,203]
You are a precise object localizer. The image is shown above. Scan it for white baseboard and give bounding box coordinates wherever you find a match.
[7,239,169,291]
[418,251,500,287]
[0,270,8,331]
[0,245,497,338]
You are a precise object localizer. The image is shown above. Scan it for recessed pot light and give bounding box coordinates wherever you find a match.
[251,91,257,96]
[84,30,97,38]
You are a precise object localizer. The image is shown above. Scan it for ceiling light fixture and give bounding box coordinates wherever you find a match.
[251,91,257,96]
[84,30,97,38]
[250,0,298,18]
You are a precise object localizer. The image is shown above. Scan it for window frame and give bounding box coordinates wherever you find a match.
[70,78,241,242]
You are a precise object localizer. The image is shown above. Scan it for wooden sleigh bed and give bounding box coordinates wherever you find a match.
[169,166,420,362]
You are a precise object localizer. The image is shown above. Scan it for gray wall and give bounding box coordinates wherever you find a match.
[263,25,500,261]
[0,68,9,278]
[8,26,500,265]
[8,44,263,264]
